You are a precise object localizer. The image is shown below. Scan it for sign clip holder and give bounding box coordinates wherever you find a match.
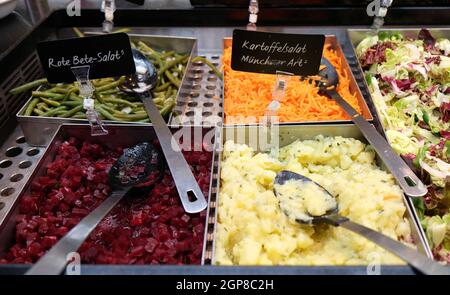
[71,66,109,137]
[265,70,293,126]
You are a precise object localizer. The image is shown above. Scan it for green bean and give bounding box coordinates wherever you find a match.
[165,87,174,98]
[138,42,161,57]
[154,82,170,92]
[60,105,84,118]
[146,52,163,66]
[98,89,120,95]
[153,96,165,105]
[69,93,83,102]
[92,78,115,87]
[40,98,61,107]
[10,79,48,95]
[73,114,87,119]
[158,55,189,76]
[62,101,82,107]
[54,110,69,116]
[24,98,39,116]
[32,91,66,100]
[42,106,67,117]
[47,87,72,94]
[191,56,223,80]
[101,104,119,114]
[36,103,50,112]
[95,105,122,121]
[171,66,184,75]
[95,77,126,92]
[73,27,85,38]
[162,51,175,59]
[94,92,105,104]
[164,71,181,88]
[138,118,150,123]
[114,113,148,120]
[102,97,137,108]
[33,109,45,116]
[160,100,175,117]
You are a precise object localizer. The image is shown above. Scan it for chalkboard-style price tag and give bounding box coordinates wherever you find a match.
[231,29,325,76]
[37,33,135,83]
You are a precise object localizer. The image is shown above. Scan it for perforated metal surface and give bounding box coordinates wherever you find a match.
[0,127,44,223]
[170,53,223,126]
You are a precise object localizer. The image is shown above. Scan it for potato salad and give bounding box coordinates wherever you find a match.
[215,136,413,265]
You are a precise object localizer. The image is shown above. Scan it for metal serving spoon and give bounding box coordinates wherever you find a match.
[120,48,207,214]
[26,142,164,275]
[274,170,450,275]
[317,58,427,198]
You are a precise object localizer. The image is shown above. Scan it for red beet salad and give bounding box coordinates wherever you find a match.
[0,137,212,265]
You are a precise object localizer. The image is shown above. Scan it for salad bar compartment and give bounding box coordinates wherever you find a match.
[222,36,373,126]
[207,124,432,266]
[14,33,198,147]
[349,29,450,263]
[0,124,216,267]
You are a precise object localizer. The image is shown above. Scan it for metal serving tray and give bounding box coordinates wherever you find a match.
[205,124,433,266]
[347,27,450,135]
[222,35,373,126]
[16,34,198,147]
[347,27,450,261]
[0,124,217,267]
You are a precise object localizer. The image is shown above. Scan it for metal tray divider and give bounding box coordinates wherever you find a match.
[201,126,221,265]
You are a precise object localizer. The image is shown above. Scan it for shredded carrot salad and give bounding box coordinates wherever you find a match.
[223,44,362,124]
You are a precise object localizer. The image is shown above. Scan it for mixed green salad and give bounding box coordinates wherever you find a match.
[357,29,450,263]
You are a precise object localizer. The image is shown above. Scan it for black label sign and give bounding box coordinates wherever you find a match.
[231,30,325,76]
[37,33,135,83]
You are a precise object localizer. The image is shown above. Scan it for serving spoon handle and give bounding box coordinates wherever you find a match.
[141,96,207,214]
[324,214,450,275]
[323,88,427,198]
[25,189,129,275]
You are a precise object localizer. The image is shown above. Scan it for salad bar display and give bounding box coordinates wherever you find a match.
[0,2,449,275]
[350,29,450,264]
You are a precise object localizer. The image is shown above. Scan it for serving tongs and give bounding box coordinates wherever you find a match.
[317,58,427,198]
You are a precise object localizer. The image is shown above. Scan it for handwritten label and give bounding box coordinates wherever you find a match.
[37,33,135,83]
[231,30,325,76]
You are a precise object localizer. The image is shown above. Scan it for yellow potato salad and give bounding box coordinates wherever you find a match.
[215,135,413,266]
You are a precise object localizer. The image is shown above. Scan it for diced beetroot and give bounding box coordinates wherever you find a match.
[41,236,58,248]
[0,138,211,266]
[144,238,159,253]
[71,208,89,217]
[130,245,145,258]
[130,211,144,226]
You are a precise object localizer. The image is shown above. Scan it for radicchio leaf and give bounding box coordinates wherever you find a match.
[360,41,395,68]
[441,130,450,140]
[396,79,414,91]
[441,102,450,123]
[418,28,436,50]
[425,56,441,65]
